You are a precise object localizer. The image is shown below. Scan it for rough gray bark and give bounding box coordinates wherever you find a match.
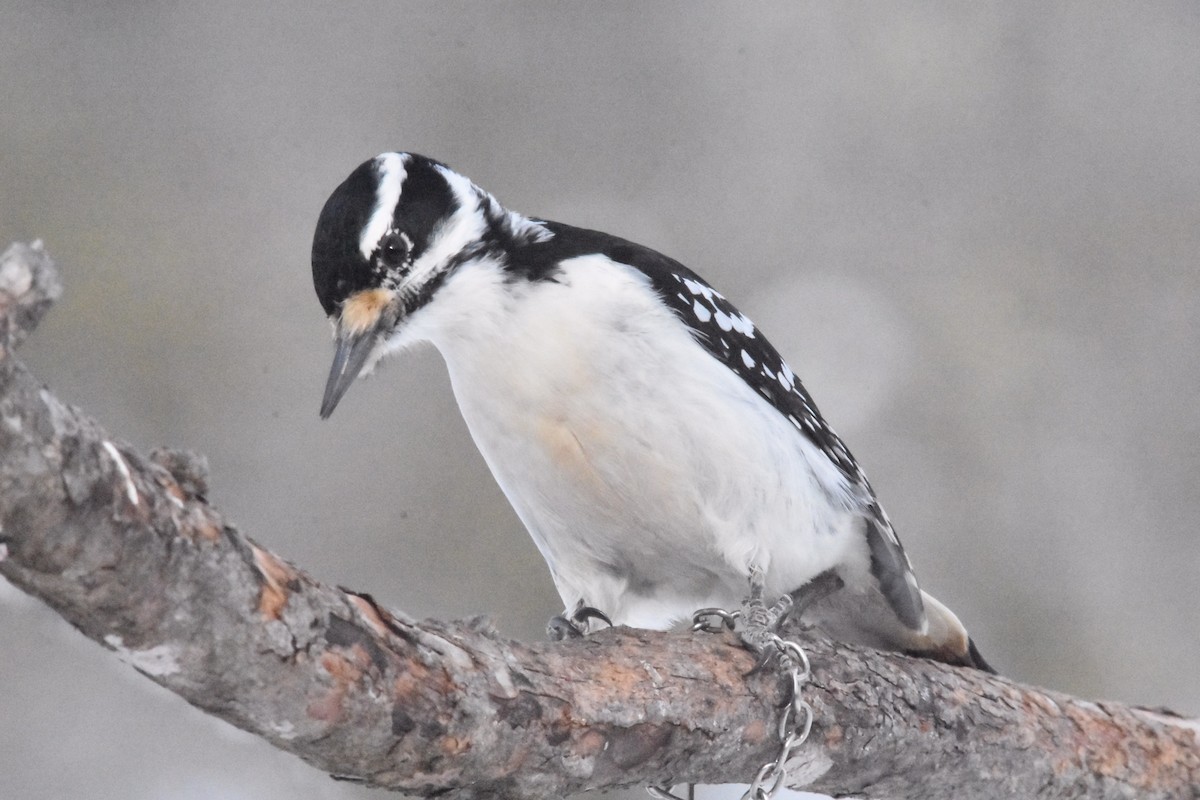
[1,241,1197,800]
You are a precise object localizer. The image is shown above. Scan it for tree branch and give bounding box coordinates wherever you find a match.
[1,242,1196,800]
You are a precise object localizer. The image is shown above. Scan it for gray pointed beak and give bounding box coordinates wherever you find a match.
[319,327,378,419]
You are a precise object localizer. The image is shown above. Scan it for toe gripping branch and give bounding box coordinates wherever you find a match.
[546,604,613,640]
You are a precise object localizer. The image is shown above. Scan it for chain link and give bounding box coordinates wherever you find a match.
[691,607,738,633]
[647,608,814,800]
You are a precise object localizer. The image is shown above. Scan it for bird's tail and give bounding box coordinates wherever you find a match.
[900,591,996,673]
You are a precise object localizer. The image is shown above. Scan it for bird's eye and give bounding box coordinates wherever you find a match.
[378,233,410,270]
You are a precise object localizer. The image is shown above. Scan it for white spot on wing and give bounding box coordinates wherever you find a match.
[741,349,755,368]
[693,300,712,322]
[730,313,755,336]
[359,153,407,259]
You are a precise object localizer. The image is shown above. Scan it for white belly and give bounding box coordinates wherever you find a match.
[411,256,868,628]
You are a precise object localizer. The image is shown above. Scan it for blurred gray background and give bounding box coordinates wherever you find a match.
[2,3,1198,799]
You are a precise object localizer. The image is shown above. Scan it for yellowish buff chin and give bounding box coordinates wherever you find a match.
[340,289,394,334]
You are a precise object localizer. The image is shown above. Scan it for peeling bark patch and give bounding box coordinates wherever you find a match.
[598,722,672,770]
[327,614,389,674]
[392,705,417,737]
[159,476,187,508]
[162,484,222,542]
[439,735,470,757]
[148,446,209,497]
[309,650,365,723]
[103,634,181,677]
[575,728,607,758]
[546,706,573,747]
[496,692,543,729]
[418,717,449,741]
[341,588,422,645]
[392,644,455,705]
[741,718,768,745]
[321,648,364,682]
[345,591,396,640]
[185,512,222,543]
[252,545,296,620]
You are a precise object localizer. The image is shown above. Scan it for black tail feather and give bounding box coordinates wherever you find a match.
[967,637,998,674]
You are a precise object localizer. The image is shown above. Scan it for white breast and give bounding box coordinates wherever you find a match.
[389,254,869,628]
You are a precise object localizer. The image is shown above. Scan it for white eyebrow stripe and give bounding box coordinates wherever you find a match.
[358,153,407,259]
[397,165,487,293]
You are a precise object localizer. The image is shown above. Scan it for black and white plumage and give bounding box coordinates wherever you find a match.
[312,152,992,671]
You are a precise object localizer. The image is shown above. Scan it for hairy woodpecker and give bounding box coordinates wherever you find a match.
[312,152,992,671]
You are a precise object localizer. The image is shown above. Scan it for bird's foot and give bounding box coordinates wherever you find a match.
[735,566,798,674]
[547,602,612,641]
[739,598,795,673]
[690,571,818,800]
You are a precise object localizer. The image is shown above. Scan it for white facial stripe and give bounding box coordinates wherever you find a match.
[399,165,488,296]
[359,153,407,259]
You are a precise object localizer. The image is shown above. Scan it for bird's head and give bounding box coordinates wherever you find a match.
[311,152,489,418]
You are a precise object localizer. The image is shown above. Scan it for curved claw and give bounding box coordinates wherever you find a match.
[546,603,613,641]
[573,605,613,628]
[744,642,781,677]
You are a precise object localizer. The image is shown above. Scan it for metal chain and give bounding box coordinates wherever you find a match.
[647,608,814,800]
[646,784,692,800]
